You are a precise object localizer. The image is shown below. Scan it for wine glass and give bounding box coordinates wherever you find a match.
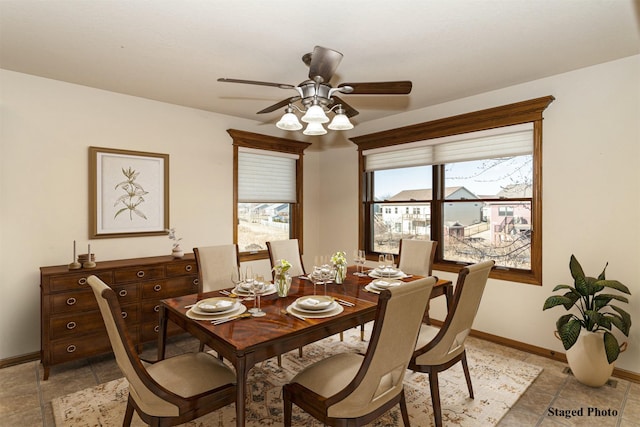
[310,266,322,295]
[251,276,266,317]
[245,267,256,311]
[231,268,242,289]
[385,253,395,277]
[378,254,386,272]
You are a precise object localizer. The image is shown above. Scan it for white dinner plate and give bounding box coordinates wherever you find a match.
[196,297,237,313]
[295,295,334,311]
[370,279,403,291]
[186,304,247,321]
[191,301,240,316]
[368,269,406,279]
[293,300,338,314]
[286,303,344,319]
[232,284,277,297]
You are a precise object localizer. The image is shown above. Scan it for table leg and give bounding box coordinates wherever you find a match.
[235,355,247,427]
[157,305,168,361]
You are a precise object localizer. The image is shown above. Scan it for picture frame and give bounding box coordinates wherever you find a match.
[89,147,169,239]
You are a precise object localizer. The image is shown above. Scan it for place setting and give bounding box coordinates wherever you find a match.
[285,295,346,320]
[186,296,248,321]
[367,253,408,280]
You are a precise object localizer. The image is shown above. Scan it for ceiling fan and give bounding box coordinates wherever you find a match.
[218,46,412,135]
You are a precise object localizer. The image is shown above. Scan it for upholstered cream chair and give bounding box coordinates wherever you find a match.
[283,276,436,427]
[409,260,494,427]
[397,239,437,276]
[193,244,240,295]
[87,275,236,427]
[266,239,306,277]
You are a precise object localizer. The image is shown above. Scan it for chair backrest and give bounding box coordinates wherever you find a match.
[413,260,494,365]
[397,239,437,276]
[87,275,179,417]
[193,245,240,294]
[266,239,305,277]
[327,277,436,417]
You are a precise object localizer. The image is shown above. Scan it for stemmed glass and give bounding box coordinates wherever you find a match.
[245,267,258,313]
[310,266,322,295]
[250,275,266,317]
[354,249,366,276]
[231,268,243,289]
[385,253,395,278]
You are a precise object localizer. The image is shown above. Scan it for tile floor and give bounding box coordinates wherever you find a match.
[0,334,638,427]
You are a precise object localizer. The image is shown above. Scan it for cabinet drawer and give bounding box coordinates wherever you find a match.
[166,260,197,277]
[48,271,113,293]
[49,284,139,314]
[50,332,112,365]
[50,305,139,340]
[114,266,164,283]
[141,276,197,300]
[141,299,163,321]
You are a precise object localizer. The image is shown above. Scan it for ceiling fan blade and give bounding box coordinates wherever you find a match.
[338,81,412,95]
[257,97,301,114]
[308,46,343,83]
[331,96,359,118]
[217,78,296,90]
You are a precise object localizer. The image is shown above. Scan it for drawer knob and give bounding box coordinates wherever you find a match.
[185,265,193,272]
[119,289,128,297]
[193,278,199,286]
[66,321,76,330]
[66,297,77,306]
[153,284,162,292]
[154,305,160,312]
[137,270,145,278]
[78,277,87,286]
[121,311,127,319]
[66,345,76,353]
[154,325,159,333]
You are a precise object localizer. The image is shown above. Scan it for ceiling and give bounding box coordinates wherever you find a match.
[1,0,639,129]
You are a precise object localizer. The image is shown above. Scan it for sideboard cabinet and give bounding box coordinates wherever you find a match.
[40,254,198,380]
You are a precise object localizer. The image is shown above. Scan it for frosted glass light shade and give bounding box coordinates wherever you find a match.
[328,113,354,130]
[301,104,329,123]
[276,112,303,130]
[303,121,327,135]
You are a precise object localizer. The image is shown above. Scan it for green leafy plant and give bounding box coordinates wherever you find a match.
[543,254,631,363]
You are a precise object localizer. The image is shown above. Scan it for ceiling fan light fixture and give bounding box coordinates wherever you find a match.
[303,121,327,136]
[301,104,329,123]
[327,111,353,130]
[276,110,303,130]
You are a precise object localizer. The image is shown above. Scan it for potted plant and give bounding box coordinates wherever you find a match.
[543,254,631,387]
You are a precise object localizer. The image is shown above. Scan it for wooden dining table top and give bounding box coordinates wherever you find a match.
[157,265,451,427]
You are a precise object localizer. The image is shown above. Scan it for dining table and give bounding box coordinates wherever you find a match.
[157,265,452,427]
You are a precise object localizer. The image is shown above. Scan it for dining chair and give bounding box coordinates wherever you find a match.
[283,276,436,427]
[266,239,306,277]
[87,275,236,427]
[193,244,240,295]
[409,260,494,427]
[397,239,437,276]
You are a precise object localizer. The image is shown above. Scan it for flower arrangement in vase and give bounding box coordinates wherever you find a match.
[167,228,184,258]
[272,259,292,297]
[331,251,347,284]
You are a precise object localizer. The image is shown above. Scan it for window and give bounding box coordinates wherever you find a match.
[228,130,310,261]
[351,96,554,285]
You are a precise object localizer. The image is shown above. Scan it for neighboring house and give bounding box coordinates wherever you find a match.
[378,186,483,237]
[485,184,532,243]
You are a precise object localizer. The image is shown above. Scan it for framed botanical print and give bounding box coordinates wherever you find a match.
[89,147,169,238]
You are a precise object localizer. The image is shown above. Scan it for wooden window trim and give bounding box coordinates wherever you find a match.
[228,129,311,262]
[350,96,554,285]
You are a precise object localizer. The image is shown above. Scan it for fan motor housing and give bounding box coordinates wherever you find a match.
[298,81,332,107]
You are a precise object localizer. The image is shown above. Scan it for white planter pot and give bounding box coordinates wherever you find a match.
[565,330,614,387]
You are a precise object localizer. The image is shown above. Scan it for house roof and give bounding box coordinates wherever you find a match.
[386,186,475,201]
[1,1,637,133]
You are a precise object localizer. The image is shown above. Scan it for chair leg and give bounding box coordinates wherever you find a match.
[298,347,303,357]
[277,355,282,366]
[123,396,135,427]
[360,323,365,341]
[283,388,293,427]
[339,331,344,341]
[429,371,443,427]
[461,350,474,399]
[399,389,411,427]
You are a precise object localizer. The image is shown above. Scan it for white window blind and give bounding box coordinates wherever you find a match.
[238,148,297,203]
[363,123,533,171]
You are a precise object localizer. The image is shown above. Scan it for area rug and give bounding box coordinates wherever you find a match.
[52,326,542,427]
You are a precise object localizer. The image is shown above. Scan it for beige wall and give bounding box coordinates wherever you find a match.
[1,55,638,375]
